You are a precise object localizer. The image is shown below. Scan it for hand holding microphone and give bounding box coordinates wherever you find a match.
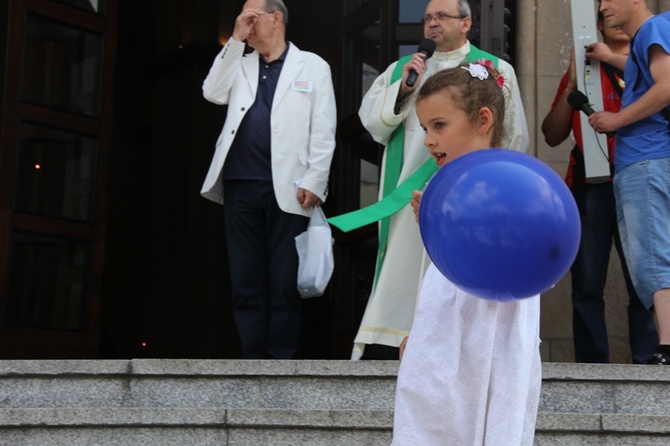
[567,90,616,138]
[406,39,437,87]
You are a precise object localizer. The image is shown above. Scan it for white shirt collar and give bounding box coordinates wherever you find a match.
[431,41,470,62]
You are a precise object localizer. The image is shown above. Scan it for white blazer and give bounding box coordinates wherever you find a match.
[201,39,337,217]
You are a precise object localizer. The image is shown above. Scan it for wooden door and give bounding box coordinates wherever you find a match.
[0,0,117,358]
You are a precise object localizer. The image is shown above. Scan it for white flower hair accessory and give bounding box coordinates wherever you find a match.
[461,60,505,88]
[462,63,489,80]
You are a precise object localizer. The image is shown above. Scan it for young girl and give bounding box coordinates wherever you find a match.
[391,63,542,446]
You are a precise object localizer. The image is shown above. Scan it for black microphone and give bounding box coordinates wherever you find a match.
[567,90,615,138]
[406,39,437,87]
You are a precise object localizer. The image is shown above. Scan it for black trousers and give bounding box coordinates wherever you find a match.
[223,180,309,359]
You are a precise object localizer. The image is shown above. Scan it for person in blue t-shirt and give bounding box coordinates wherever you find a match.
[588,0,670,365]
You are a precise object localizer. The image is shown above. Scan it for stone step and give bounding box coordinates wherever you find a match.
[540,362,670,416]
[0,359,398,411]
[535,413,670,445]
[2,360,669,414]
[1,360,669,445]
[2,408,670,445]
[0,408,394,446]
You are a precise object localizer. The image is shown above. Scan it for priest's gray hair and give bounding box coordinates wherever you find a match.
[458,0,472,18]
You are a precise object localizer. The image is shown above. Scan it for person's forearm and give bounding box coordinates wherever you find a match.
[616,83,670,128]
[359,68,405,145]
[542,90,575,147]
[604,53,627,71]
[202,39,245,104]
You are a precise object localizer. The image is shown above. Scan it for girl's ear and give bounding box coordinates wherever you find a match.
[477,107,495,136]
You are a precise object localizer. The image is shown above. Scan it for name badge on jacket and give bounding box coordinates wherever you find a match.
[292,80,313,93]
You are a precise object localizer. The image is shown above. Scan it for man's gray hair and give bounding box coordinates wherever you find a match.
[457,0,472,18]
[265,0,289,27]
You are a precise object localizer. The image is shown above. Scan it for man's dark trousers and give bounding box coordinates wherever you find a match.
[223,180,309,359]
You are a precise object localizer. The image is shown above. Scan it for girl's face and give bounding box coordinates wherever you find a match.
[416,90,494,168]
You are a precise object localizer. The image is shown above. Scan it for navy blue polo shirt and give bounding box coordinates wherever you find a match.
[222,43,290,181]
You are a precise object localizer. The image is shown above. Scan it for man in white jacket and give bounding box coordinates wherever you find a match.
[351,0,529,359]
[201,0,336,359]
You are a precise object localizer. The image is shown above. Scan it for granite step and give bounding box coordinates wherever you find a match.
[0,360,668,445]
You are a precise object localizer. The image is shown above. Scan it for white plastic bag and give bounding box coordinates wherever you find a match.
[295,207,334,298]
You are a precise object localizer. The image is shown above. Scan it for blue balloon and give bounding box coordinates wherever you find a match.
[419,149,581,301]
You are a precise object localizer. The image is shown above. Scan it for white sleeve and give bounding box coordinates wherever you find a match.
[300,59,338,202]
[202,38,246,105]
[358,61,410,146]
[498,60,530,153]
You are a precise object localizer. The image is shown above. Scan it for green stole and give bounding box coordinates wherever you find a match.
[328,45,499,285]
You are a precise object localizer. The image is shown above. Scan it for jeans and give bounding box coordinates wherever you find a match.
[614,157,670,309]
[571,182,658,363]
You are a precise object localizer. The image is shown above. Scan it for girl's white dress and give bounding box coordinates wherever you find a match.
[391,263,542,446]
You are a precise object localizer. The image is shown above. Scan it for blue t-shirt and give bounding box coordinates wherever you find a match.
[616,12,670,173]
